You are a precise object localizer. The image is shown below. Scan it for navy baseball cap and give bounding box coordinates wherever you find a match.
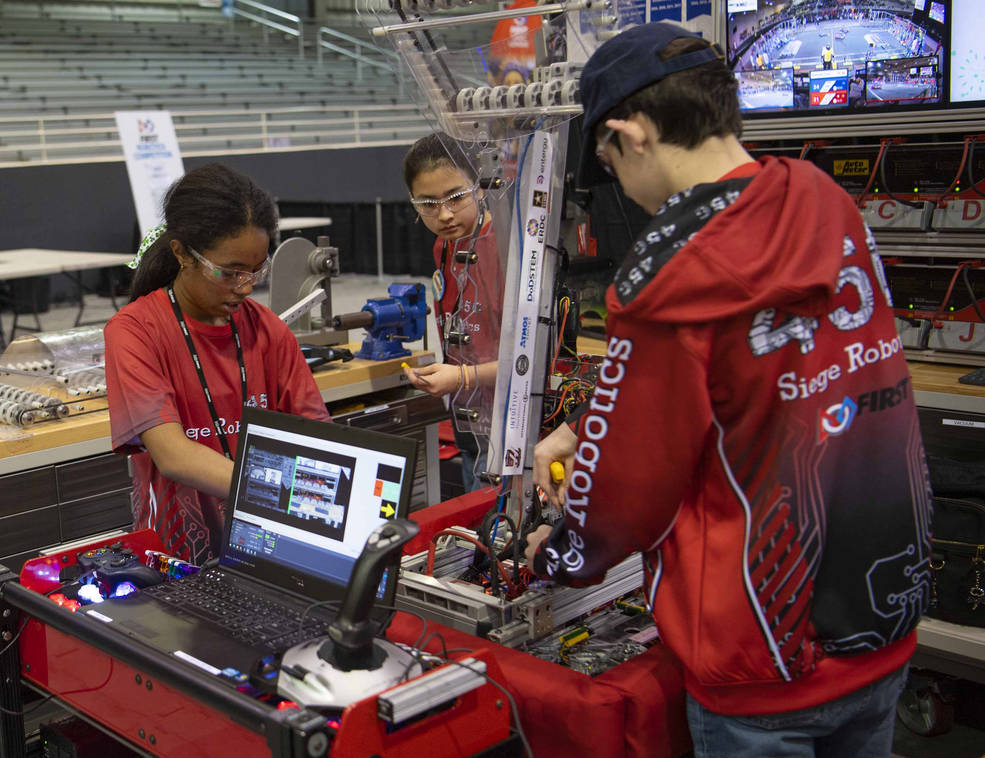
[578,22,724,187]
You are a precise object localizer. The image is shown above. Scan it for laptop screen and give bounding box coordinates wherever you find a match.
[221,408,417,608]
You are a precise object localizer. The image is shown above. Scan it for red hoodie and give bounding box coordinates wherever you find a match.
[535,157,932,715]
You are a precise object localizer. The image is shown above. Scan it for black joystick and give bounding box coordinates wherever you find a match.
[278,519,423,710]
[317,519,419,671]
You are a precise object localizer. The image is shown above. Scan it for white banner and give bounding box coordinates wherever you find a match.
[115,110,184,237]
[501,131,553,476]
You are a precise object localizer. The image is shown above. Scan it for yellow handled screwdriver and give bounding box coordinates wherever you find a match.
[400,361,431,386]
[550,461,565,484]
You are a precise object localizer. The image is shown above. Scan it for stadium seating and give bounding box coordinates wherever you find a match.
[0,0,431,164]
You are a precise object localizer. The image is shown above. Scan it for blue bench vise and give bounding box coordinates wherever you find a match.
[332,283,429,361]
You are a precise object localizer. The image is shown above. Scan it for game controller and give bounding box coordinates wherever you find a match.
[278,519,423,709]
[76,542,164,591]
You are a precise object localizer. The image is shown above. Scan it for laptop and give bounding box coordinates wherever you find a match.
[82,407,418,680]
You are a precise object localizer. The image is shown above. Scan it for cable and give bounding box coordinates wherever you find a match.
[961,264,985,323]
[968,138,985,197]
[856,138,892,208]
[0,693,54,718]
[425,529,519,597]
[937,136,972,208]
[296,598,340,634]
[442,657,534,758]
[931,262,977,326]
[478,508,520,588]
[609,181,636,243]
[550,296,571,373]
[0,616,28,658]
[877,141,925,210]
[58,660,115,696]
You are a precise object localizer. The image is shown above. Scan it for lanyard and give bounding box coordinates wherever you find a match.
[437,209,485,348]
[167,287,247,459]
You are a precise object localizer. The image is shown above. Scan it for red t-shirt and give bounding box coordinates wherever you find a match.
[105,288,330,564]
[432,223,505,444]
[432,222,504,366]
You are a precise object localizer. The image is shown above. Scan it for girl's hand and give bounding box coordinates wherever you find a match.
[402,362,462,398]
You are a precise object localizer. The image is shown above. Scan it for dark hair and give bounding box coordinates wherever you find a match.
[604,37,742,150]
[129,163,278,300]
[402,132,477,192]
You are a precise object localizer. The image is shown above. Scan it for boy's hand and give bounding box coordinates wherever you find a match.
[532,423,577,509]
[524,524,554,568]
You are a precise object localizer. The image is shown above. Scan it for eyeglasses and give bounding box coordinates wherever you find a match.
[595,127,617,178]
[186,245,270,289]
[410,187,477,218]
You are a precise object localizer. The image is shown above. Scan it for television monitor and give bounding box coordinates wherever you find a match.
[736,68,795,112]
[726,0,948,115]
[865,55,940,105]
[914,0,926,9]
[950,0,985,103]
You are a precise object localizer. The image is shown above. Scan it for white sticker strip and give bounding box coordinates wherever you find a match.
[86,610,113,623]
[174,650,222,676]
[502,130,553,476]
[942,419,985,429]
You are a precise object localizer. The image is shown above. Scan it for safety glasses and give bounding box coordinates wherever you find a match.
[186,245,270,289]
[410,186,477,218]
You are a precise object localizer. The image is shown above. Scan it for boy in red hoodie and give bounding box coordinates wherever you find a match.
[525,22,932,757]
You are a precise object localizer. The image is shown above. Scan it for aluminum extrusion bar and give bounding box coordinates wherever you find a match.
[372,1,594,37]
[377,658,486,723]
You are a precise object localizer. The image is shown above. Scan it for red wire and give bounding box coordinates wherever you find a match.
[550,298,570,374]
[425,528,518,596]
[937,136,972,209]
[542,384,572,426]
[856,140,891,209]
[931,262,974,326]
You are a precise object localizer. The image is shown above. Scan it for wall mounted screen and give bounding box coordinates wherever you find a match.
[949,0,985,103]
[727,0,948,115]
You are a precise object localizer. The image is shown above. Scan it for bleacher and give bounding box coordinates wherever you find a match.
[0,0,430,164]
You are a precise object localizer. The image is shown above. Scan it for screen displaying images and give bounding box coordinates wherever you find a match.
[950,0,985,103]
[736,67,795,111]
[865,55,940,104]
[727,0,947,114]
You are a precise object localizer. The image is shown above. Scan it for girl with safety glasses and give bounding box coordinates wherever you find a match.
[105,163,330,564]
[402,134,505,492]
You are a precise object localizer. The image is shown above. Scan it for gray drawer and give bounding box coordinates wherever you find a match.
[342,403,409,430]
[59,488,133,542]
[918,406,985,462]
[0,505,60,556]
[56,452,131,503]
[0,548,38,575]
[0,467,57,518]
[331,388,446,433]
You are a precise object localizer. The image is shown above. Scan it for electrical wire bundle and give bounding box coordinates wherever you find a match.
[541,375,594,432]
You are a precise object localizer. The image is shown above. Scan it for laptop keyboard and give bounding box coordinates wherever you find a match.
[141,568,334,650]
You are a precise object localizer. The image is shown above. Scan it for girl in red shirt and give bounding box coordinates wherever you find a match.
[401,135,505,491]
[105,164,329,564]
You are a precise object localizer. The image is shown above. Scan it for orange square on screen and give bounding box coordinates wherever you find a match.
[374,480,383,496]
